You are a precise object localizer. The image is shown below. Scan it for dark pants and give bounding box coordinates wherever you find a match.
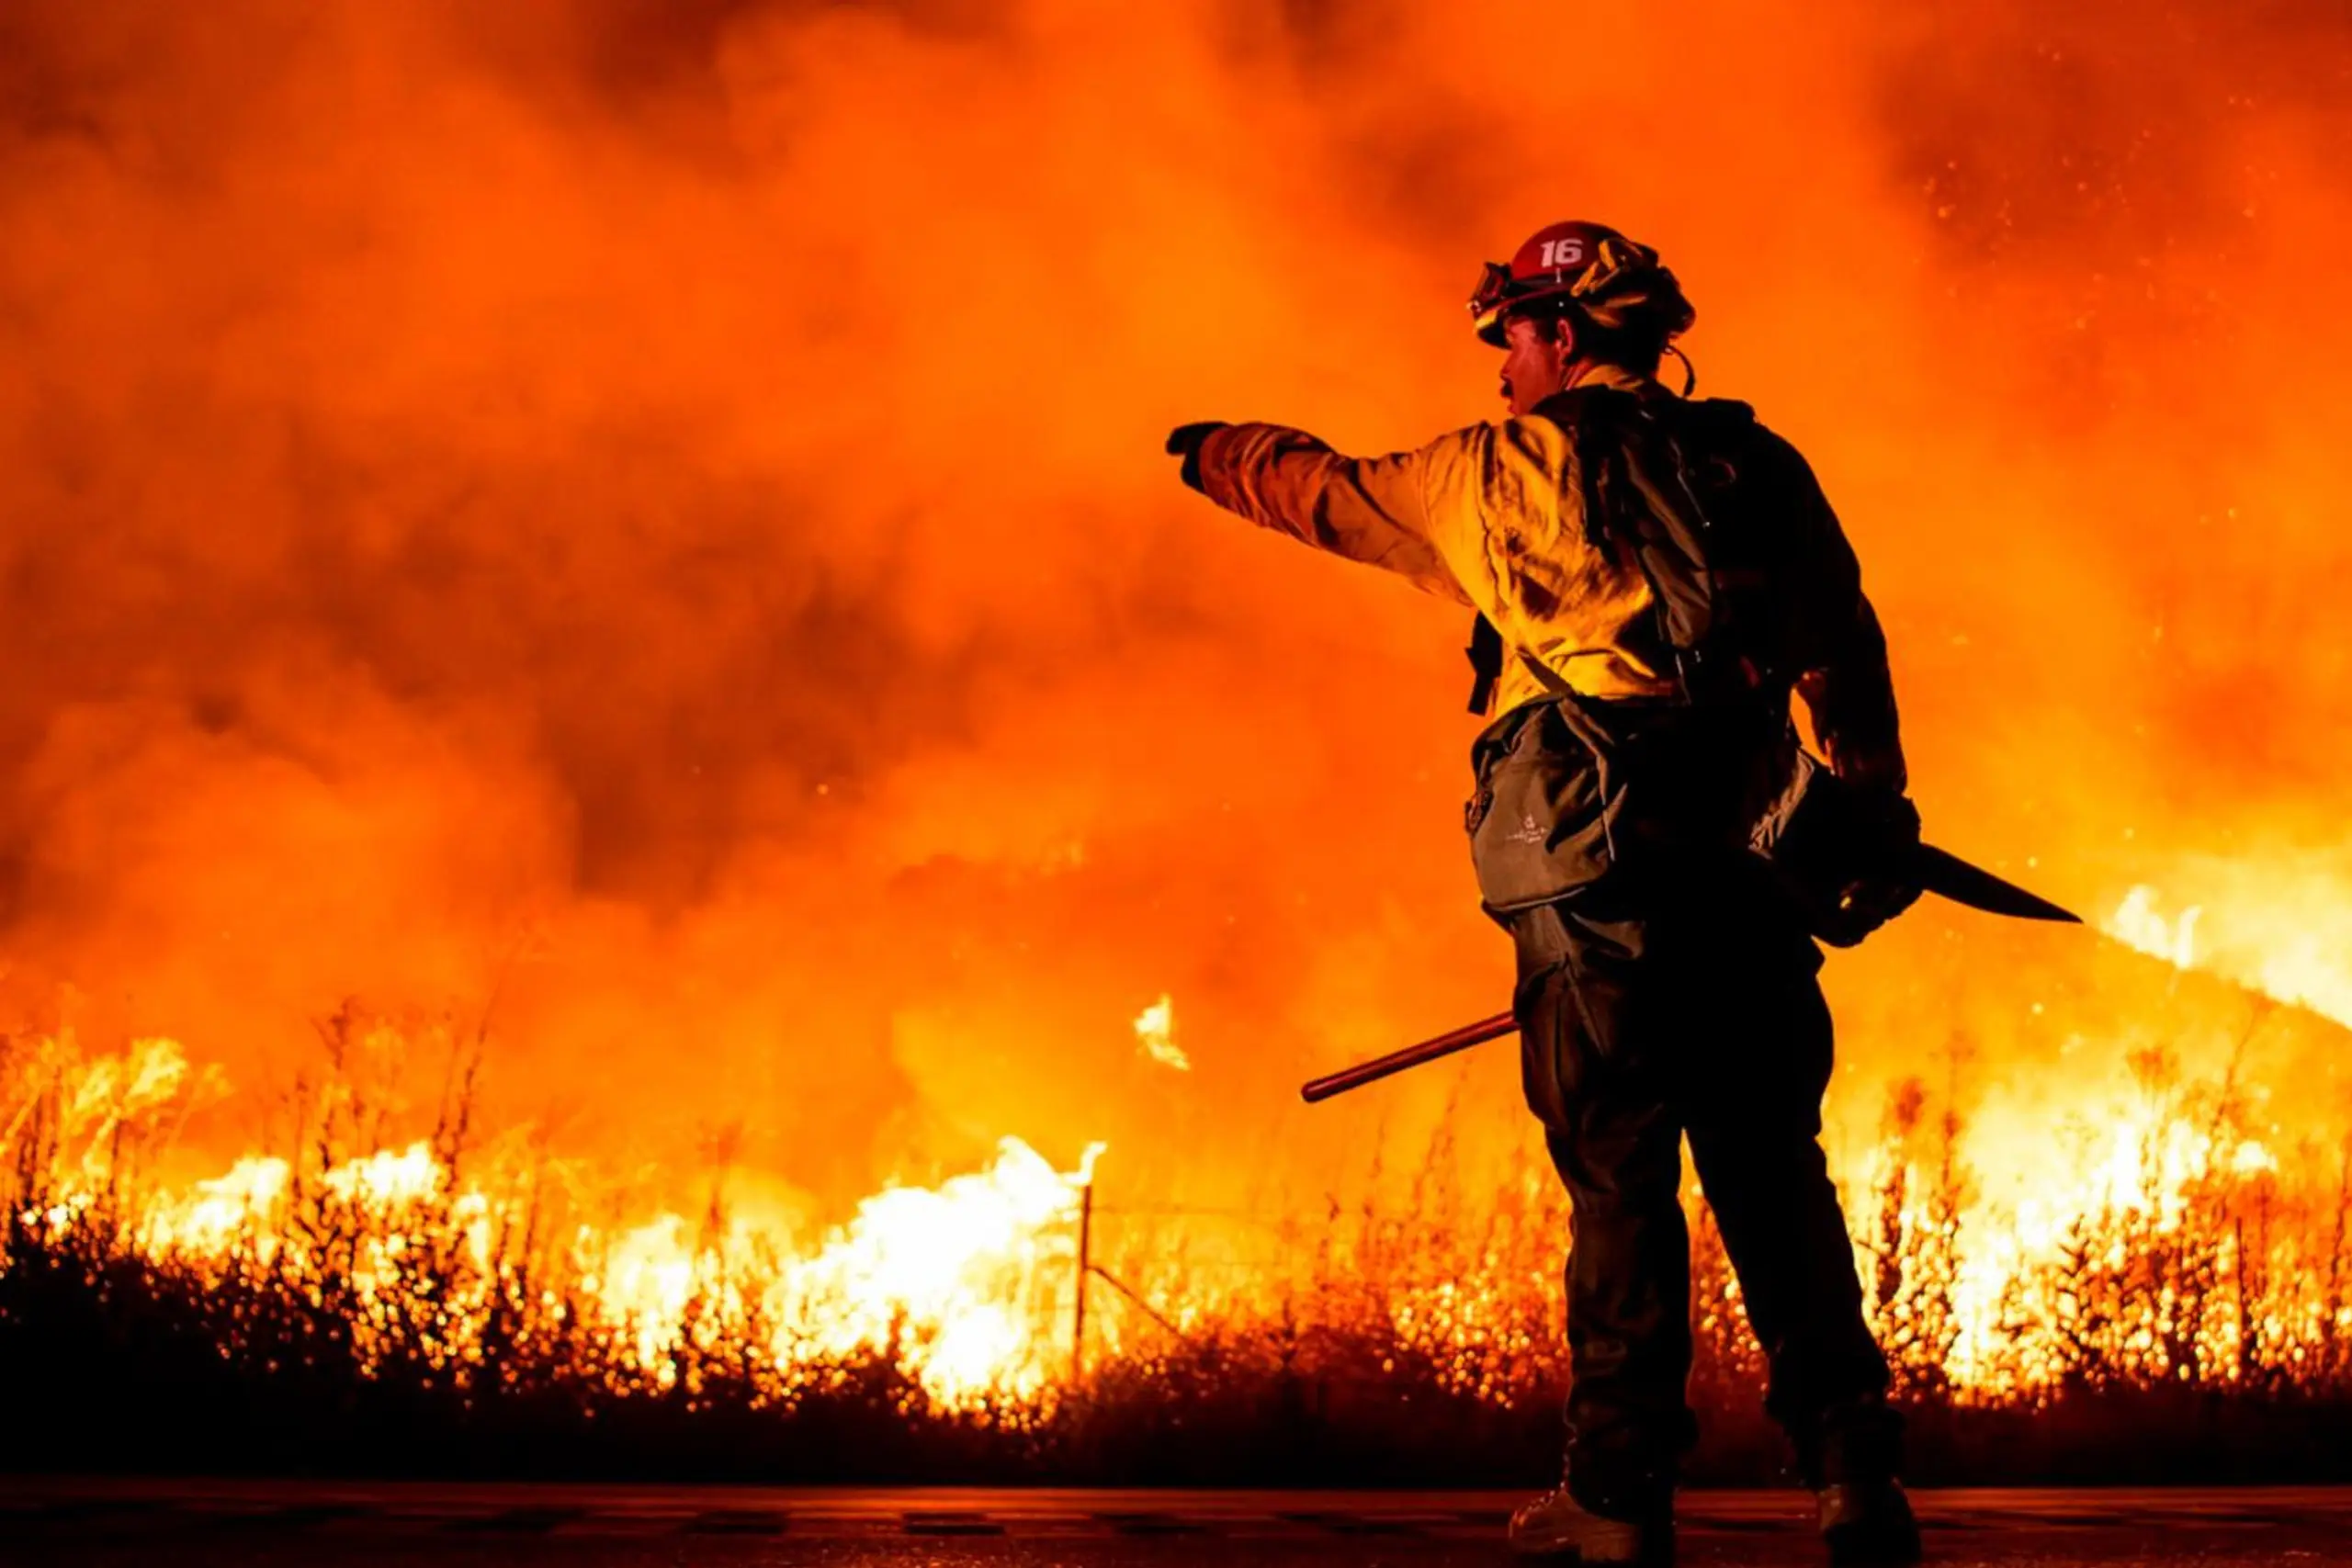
[1510,852,1898,1511]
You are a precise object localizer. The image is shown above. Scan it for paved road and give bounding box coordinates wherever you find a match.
[6,1480,2351,1565]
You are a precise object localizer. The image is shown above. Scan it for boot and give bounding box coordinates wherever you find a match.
[1816,1478,1920,1566]
[1508,1483,1673,1563]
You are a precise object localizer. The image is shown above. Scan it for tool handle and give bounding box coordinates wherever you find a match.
[1299,1010,1518,1103]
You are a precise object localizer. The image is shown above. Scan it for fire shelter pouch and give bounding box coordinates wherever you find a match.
[1463,694,1627,916]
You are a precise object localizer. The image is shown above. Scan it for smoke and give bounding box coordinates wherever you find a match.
[1,0,2346,1207]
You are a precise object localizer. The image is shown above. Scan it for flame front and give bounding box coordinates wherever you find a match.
[11,1043,1101,1412]
[10,913,2349,1420]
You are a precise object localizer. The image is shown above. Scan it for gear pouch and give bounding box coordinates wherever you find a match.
[1463,695,1627,916]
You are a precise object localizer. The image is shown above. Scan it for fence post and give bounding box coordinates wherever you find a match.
[1072,1172,1095,1383]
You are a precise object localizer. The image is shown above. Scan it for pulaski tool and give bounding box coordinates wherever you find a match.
[1910,845,2078,926]
[1300,844,2077,1104]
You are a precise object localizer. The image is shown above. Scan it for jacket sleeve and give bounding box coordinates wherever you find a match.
[1792,595,1906,791]
[1770,444,1907,793]
[1193,423,1473,604]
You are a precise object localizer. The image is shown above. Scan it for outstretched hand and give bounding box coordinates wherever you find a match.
[1165,422,1227,492]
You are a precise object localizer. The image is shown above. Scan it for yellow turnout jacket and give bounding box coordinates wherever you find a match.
[1191,366,1905,787]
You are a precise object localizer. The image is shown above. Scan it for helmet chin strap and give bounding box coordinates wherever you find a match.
[1554,344,1693,400]
[1552,328,1589,396]
[1666,342,1698,396]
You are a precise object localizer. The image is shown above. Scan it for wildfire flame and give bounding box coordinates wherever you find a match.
[15,1040,1103,1410]
[1133,994,1189,1073]
[10,909,2347,1421]
[2109,886,2203,973]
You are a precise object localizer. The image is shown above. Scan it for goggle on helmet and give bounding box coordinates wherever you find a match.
[1467,220,1663,348]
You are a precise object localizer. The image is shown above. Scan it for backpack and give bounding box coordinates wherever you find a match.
[1461,389,1792,915]
[1464,387,1765,716]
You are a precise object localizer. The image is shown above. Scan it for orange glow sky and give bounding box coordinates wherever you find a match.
[3,0,2348,1213]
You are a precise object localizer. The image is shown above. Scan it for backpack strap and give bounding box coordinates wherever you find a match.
[1469,391,1762,716]
[1464,614,1505,716]
[1466,617,1587,715]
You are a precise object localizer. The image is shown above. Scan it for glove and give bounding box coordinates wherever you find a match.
[1817,789,1923,947]
[1752,755,1924,948]
[1165,422,1227,492]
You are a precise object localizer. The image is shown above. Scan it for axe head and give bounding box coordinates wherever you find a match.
[1755,753,2081,934]
[1913,843,2080,924]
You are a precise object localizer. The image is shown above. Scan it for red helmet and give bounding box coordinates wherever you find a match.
[1467,220,1691,350]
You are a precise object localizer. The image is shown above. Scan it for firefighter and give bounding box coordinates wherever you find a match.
[1167,221,1924,1566]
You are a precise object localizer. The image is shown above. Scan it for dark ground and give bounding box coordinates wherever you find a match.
[5,1482,2351,1567]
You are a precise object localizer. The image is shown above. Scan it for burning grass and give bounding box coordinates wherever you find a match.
[7,998,2352,1486]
